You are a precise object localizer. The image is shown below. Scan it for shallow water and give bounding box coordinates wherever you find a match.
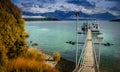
[25,21,120,72]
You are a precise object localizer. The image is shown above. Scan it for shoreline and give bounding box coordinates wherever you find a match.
[44,52,75,72]
[56,57,75,72]
[44,53,57,67]
[23,18,59,21]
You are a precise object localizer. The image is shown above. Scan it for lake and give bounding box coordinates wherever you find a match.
[25,21,120,72]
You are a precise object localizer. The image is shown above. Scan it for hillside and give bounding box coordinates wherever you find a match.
[0,0,59,72]
[0,0,26,58]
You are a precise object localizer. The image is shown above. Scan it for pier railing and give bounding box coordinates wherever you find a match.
[74,29,99,72]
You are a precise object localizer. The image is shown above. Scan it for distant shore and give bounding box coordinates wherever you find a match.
[23,18,59,21]
[110,19,120,22]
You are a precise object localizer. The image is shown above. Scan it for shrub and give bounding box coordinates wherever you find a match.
[53,52,61,62]
[0,42,8,72]
[0,0,26,58]
[23,31,29,38]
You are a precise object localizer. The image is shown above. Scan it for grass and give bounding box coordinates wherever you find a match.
[24,48,45,61]
[7,57,43,72]
[6,48,59,72]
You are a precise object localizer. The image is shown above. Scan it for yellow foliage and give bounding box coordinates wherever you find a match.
[53,52,61,62]
[43,64,59,72]
[6,48,59,72]
[0,0,26,58]
[0,0,60,72]
[0,41,8,72]
[7,57,43,72]
[23,31,29,38]
[24,48,45,61]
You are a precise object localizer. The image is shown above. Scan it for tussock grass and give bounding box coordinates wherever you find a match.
[43,63,59,72]
[6,48,59,72]
[7,57,43,72]
[24,48,45,61]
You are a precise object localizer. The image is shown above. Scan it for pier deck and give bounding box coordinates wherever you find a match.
[79,29,96,72]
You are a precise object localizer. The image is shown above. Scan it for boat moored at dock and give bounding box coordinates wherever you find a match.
[80,21,100,34]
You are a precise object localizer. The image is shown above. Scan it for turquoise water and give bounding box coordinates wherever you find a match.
[25,21,120,72]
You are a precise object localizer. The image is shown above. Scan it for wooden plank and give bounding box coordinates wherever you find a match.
[79,29,95,72]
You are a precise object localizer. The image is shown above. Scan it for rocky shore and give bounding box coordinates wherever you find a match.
[56,58,75,72]
[44,53,75,72]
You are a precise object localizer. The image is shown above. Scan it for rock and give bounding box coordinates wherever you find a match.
[55,58,75,72]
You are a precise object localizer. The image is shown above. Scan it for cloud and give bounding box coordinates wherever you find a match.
[85,0,120,16]
[105,0,120,3]
[12,0,120,16]
[66,0,95,8]
[109,10,120,16]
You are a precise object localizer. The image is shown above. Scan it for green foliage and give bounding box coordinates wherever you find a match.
[53,52,61,62]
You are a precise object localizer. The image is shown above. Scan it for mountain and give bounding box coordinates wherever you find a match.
[22,10,90,20]
[22,10,116,20]
[90,12,117,20]
[41,10,91,20]
[11,0,119,20]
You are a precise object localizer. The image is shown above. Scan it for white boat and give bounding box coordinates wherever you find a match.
[91,21,100,33]
[81,21,100,33]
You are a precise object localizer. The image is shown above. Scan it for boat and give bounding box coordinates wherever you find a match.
[81,22,89,32]
[91,21,100,33]
[81,21,100,33]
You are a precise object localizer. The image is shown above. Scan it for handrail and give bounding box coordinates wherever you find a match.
[74,29,99,72]
[92,39,98,71]
[77,35,87,69]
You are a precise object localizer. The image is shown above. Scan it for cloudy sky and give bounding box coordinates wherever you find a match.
[12,0,120,18]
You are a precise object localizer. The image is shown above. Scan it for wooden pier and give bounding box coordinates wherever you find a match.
[78,29,96,72]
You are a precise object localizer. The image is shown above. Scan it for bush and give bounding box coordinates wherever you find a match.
[0,42,8,72]
[53,52,61,62]
[23,31,29,38]
[0,0,26,58]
